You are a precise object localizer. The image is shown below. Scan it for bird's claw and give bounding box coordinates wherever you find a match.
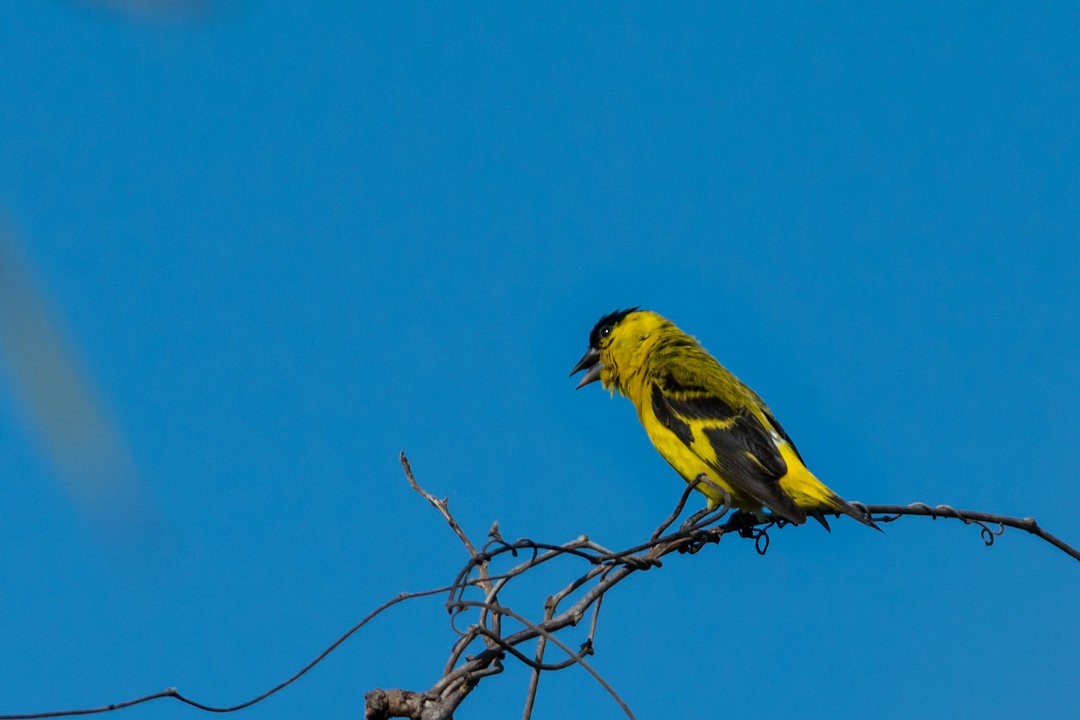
[728,510,761,538]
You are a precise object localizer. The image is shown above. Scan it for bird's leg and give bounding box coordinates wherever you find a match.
[683,505,715,528]
[679,474,733,531]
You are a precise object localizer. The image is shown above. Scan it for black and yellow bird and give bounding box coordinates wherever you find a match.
[571,308,877,529]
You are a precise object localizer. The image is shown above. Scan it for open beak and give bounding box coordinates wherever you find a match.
[570,347,603,389]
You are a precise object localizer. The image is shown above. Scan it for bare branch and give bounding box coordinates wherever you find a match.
[649,478,699,540]
[363,688,450,720]
[3,459,1076,720]
[520,600,552,720]
[463,602,635,719]
[401,452,493,594]
[859,502,1080,562]
[0,586,452,720]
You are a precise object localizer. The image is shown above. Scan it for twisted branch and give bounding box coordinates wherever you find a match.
[1,456,1075,720]
[856,502,1080,561]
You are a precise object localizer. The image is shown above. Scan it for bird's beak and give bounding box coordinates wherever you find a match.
[570,347,603,389]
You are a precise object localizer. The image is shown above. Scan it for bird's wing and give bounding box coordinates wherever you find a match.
[649,370,807,524]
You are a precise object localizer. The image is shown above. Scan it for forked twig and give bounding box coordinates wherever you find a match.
[401,452,494,594]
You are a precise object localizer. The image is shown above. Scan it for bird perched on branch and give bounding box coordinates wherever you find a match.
[571,308,878,530]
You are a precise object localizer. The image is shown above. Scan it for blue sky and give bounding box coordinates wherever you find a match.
[1,2,1078,718]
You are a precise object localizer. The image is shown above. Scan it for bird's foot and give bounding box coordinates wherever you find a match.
[729,510,762,538]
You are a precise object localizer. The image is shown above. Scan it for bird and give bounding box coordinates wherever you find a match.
[570,308,878,530]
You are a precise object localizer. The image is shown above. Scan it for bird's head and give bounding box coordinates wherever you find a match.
[570,308,669,393]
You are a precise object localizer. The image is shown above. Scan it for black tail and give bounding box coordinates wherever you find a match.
[826,496,883,531]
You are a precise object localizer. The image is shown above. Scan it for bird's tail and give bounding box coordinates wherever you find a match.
[821,493,881,532]
[776,446,881,531]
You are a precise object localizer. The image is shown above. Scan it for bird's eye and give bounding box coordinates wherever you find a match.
[600,325,612,338]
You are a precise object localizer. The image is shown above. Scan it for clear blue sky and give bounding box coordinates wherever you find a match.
[2,3,1078,718]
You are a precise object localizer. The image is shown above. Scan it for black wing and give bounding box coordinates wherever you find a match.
[650,375,807,524]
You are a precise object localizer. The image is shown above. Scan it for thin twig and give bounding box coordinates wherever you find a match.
[462,602,636,720]
[401,451,494,593]
[859,503,1080,562]
[521,593,558,720]
[0,586,453,719]
[402,451,506,662]
[521,633,546,720]
[650,480,699,540]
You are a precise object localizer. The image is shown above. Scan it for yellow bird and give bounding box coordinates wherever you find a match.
[571,308,877,530]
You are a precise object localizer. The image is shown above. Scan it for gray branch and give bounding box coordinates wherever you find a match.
[1,458,1075,720]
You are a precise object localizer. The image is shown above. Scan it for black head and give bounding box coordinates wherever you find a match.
[587,307,640,349]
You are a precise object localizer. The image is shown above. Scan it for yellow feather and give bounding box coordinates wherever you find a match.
[777,445,837,509]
